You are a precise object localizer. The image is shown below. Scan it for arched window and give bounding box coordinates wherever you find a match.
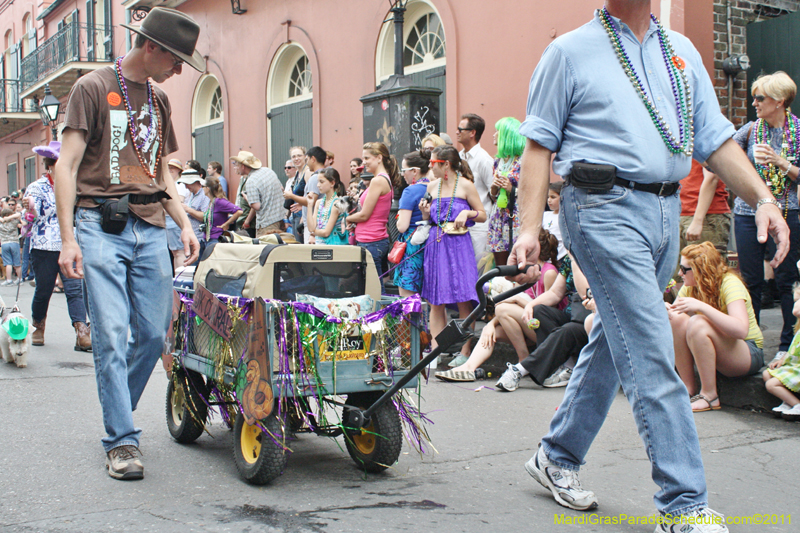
[21,14,33,57]
[267,43,313,177]
[192,75,225,169]
[210,86,223,121]
[288,56,312,99]
[404,12,445,67]
[375,1,447,130]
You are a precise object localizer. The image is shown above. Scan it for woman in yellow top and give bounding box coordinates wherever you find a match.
[668,242,764,412]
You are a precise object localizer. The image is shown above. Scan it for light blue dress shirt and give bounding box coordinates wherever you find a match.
[520,10,734,183]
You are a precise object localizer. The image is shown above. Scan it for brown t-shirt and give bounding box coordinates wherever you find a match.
[63,66,178,227]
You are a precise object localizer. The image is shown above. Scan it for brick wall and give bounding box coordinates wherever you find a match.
[713,0,800,126]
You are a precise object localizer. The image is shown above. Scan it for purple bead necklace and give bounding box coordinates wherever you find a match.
[598,8,694,156]
[114,56,157,151]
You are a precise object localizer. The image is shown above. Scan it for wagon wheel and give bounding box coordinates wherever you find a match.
[233,412,288,485]
[344,392,403,473]
[166,368,208,444]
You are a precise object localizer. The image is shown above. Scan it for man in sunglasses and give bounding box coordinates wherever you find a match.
[457,113,494,263]
[509,1,789,531]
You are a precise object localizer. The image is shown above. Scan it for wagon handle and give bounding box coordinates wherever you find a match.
[345,264,535,432]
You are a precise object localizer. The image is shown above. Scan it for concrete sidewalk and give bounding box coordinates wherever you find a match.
[445,305,788,412]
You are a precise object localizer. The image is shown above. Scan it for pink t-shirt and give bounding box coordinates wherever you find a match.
[355,173,393,243]
[525,261,569,310]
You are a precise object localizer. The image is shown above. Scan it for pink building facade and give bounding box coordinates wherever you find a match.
[2,0,717,197]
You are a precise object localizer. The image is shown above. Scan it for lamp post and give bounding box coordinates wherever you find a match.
[390,0,409,77]
[38,84,61,140]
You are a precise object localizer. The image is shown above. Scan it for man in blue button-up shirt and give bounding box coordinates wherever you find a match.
[507,1,789,529]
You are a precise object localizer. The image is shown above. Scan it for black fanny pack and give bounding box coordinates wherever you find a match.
[567,162,617,192]
[567,162,680,197]
[94,192,170,234]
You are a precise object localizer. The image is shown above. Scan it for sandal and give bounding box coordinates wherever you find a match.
[690,394,721,412]
[435,369,476,382]
[53,286,63,293]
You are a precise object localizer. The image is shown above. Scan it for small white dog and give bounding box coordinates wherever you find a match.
[0,298,31,368]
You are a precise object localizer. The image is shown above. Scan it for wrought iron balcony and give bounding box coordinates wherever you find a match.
[0,80,36,113]
[0,79,39,139]
[19,22,114,100]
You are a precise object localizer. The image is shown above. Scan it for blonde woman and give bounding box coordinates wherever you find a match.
[733,71,800,358]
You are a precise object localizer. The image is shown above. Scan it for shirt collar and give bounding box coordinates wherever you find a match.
[594,9,659,45]
[463,143,483,159]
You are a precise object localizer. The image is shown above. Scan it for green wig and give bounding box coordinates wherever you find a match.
[495,117,525,159]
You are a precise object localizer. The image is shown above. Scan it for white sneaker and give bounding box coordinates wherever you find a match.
[495,362,522,392]
[772,402,791,417]
[781,403,800,421]
[654,507,729,532]
[1,280,12,286]
[525,445,598,511]
[543,365,573,388]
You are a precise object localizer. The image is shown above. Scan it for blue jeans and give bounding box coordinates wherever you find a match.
[75,208,173,452]
[734,212,800,350]
[21,235,33,279]
[356,237,389,292]
[541,184,707,515]
[30,248,87,324]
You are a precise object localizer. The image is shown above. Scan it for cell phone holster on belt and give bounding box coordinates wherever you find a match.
[98,195,130,234]
[568,162,617,192]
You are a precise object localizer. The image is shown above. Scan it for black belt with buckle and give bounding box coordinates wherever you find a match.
[613,177,680,196]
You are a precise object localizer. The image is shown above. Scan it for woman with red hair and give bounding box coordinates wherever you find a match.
[668,242,764,412]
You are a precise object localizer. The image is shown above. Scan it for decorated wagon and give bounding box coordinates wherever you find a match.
[165,241,431,484]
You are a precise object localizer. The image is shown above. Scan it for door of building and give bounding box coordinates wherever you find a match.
[409,66,446,132]
[746,11,800,122]
[193,122,224,169]
[24,156,36,186]
[268,100,312,184]
[7,162,17,193]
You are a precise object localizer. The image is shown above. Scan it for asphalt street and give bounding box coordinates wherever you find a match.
[0,282,797,533]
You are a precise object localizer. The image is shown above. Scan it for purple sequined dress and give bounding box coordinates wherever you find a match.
[422,197,479,306]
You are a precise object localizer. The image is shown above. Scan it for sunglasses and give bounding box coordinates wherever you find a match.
[753,95,766,102]
[160,47,184,67]
[457,127,473,132]
[679,265,692,274]
[430,159,446,164]
[285,166,293,169]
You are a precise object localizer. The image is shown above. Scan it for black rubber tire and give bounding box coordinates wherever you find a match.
[233,412,288,485]
[344,392,403,473]
[166,369,208,444]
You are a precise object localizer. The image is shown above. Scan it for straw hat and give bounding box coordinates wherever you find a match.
[177,168,205,186]
[167,158,183,170]
[121,7,206,72]
[230,151,262,170]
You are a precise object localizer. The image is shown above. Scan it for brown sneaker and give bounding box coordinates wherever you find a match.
[106,445,144,480]
[31,318,45,346]
[74,322,92,352]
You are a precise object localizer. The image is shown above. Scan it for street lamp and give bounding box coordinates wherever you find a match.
[389,0,409,77]
[38,84,61,140]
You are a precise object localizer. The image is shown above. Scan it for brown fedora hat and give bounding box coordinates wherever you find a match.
[121,8,206,73]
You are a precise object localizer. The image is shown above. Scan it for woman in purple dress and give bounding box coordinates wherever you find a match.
[204,176,242,245]
[419,145,487,357]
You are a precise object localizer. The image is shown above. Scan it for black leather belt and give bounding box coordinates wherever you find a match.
[88,191,171,206]
[612,177,680,196]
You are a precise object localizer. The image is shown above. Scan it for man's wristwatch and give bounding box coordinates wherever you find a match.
[756,198,781,210]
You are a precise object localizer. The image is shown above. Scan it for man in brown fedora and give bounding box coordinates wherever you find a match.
[230,151,285,237]
[54,7,203,481]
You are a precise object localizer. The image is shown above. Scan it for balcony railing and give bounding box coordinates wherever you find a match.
[0,79,35,113]
[20,22,114,91]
